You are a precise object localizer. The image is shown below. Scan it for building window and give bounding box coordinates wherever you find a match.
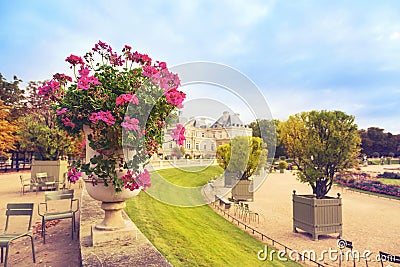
[213,133,215,138]
[186,141,191,149]
[219,134,222,138]
[195,143,199,150]
[169,143,172,148]
[201,132,205,137]
[211,144,214,151]
[203,144,207,150]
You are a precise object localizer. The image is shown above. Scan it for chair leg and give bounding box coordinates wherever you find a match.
[42,218,46,244]
[29,235,36,263]
[4,246,9,267]
[71,218,74,240]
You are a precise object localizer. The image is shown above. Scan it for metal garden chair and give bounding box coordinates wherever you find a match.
[19,175,38,195]
[0,203,36,267]
[38,189,79,243]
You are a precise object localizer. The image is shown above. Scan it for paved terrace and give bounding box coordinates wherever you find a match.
[0,171,170,267]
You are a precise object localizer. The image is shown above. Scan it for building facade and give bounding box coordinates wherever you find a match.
[160,111,252,159]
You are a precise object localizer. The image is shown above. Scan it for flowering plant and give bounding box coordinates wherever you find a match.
[40,41,186,193]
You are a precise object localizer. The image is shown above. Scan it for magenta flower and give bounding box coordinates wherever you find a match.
[121,169,151,191]
[65,54,84,66]
[121,116,139,131]
[61,117,75,128]
[116,94,139,106]
[165,88,186,108]
[56,108,69,115]
[89,111,116,126]
[171,123,186,146]
[67,167,82,183]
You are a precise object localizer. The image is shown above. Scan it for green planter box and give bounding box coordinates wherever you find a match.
[31,158,68,189]
[232,180,254,201]
[292,192,342,241]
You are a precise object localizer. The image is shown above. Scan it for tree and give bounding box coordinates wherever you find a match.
[17,81,83,160]
[0,100,18,158]
[359,127,399,157]
[249,119,280,158]
[216,136,267,180]
[279,110,361,198]
[0,73,25,119]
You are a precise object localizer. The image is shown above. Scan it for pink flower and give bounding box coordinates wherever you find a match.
[77,75,101,90]
[53,73,72,83]
[39,80,60,96]
[77,67,101,90]
[165,88,186,108]
[142,65,158,77]
[78,67,90,76]
[56,108,69,115]
[133,52,152,65]
[121,169,151,191]
[89,111,116,126]
[65,54,84,66]
[67,167,82,183]
[116,94,139,106]
[171,123,186,146]
[61,117,75,128]
[121,116,139,131]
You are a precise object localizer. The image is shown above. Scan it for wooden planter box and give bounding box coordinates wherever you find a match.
[232,180,254,201]
[292,191,342,241]
[31,158,68,189]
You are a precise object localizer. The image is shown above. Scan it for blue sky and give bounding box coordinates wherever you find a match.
[1,0,400,133]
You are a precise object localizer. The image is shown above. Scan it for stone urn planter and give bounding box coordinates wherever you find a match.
[232,179,254,201]
[292,190,342,241]
[85,181,140,230]
[83,125,141,231]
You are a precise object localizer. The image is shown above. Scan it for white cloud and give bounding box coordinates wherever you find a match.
[390,31,400,40]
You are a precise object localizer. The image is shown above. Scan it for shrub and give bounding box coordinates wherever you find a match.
[279,161,288,170]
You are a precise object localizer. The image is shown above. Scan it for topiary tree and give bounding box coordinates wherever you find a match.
[216,136,267,180]
[279,161,288,172]
[279,110,361,198]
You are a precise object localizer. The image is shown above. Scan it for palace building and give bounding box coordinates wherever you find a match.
[160,111,252,159]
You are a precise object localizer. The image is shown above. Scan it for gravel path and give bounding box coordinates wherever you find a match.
[0,171,82,267]
[219,165,400,267]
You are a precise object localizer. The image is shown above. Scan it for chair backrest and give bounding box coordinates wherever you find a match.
[45,189,74,201]
[4,203,34,233]
[380,251,400,266]
[36,172,48,179]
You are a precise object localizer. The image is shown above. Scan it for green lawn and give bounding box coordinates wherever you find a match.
[379,178,400,185]
[125,166,301,267]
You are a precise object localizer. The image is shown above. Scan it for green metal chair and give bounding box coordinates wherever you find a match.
[36,172,56,191]
[0,203,36,267]
[19,175,39,195]
[38,189,79,244]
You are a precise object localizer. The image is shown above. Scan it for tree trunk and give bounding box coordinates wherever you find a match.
[314,179,328,199]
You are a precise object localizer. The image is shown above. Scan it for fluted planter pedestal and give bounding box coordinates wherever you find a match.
[85,181,141,231]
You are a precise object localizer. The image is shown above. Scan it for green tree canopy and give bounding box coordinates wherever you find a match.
[216,136,267,180]
[0,73,25,119]
[248,119,279,159]
[17,81,83,160]
[278,110,361,198]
